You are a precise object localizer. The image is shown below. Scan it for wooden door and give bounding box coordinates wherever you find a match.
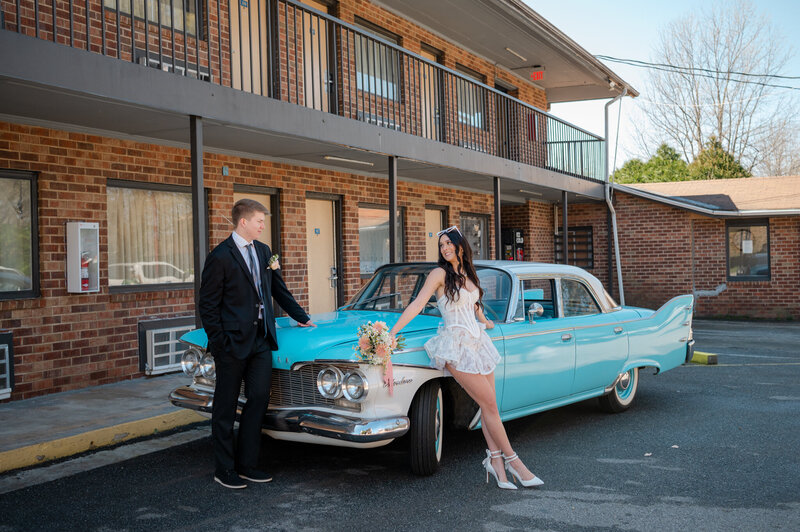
[306,198,338,313]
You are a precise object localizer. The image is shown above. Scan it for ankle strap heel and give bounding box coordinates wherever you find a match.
[502,452,544,488]
[482,449,516,490]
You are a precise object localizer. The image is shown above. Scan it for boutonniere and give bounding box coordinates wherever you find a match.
[268,253,280,270]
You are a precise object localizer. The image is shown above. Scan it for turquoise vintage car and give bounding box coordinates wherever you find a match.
[170,261,695,475]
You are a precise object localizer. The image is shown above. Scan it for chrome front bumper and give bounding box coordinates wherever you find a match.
[686,339,696,363]
[169,385,409,443]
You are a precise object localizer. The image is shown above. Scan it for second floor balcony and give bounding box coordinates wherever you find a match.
[0,0,629,184]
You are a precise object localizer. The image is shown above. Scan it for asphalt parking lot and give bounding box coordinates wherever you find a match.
[0,318,798,531]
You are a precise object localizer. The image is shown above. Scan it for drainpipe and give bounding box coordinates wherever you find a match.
[605,88,627,305]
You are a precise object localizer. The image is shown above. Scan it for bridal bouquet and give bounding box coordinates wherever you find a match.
[354,321,405,395]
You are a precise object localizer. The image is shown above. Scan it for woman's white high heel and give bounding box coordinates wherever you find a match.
[483,449,517,490]
[503,452,544,487]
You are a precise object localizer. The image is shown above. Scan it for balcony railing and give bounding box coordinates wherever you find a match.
[1,0,606,181]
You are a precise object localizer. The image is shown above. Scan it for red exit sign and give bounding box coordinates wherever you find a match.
[530,70,544,82]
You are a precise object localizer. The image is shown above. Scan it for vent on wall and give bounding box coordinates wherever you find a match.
[0,332,14,400]
[138,317,196,375]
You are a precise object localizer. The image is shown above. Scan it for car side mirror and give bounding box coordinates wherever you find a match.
[528,303,544,324]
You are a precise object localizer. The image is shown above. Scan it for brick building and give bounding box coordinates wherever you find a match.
[615,178,800,320]
[0,0,637,401]
[507,177,799,322]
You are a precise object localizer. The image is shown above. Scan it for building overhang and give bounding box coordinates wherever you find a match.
[0,30,604,204]
[373,0,638,103]
[615,184,800,219]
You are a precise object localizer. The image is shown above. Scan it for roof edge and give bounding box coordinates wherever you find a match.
[614,184,800,218]
[501,0,639,98]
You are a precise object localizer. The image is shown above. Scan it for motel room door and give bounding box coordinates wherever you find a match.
[229,0,330,109]
[229,0,268,94]
[424,207,446,261]
[419,47,441,140]
[306,197,341,314]
[299,0,332,112]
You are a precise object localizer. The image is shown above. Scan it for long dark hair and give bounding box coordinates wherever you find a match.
[438,229,484,310]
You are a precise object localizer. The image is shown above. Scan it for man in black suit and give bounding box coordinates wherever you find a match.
[199,198,315,489]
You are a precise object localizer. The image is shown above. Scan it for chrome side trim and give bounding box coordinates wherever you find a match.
[468,408,482,430]
[391,363,441,370]
[395,347,425,354]
[604,373,623,393]
[500,294,695,341]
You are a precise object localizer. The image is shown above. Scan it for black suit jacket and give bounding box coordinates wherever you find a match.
[198,235,309,358]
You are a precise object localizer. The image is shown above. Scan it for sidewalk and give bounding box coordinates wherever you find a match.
[0,373,207,474]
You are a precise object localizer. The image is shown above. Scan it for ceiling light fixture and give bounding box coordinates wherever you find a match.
[323,155,375,167]
[519,189,543,197]
[504,47,527,62]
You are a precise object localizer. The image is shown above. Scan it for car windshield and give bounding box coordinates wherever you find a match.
[343,263,513,321]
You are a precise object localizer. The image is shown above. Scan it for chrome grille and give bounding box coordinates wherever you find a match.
[238,363,361,412]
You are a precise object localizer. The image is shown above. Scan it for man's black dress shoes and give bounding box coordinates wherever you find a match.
[214,469,247,489]
[237,468,273,483]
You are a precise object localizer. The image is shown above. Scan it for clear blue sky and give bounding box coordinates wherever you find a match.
[524,0,800,171]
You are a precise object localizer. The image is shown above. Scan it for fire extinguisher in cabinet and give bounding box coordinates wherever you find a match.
[80,252,90,291]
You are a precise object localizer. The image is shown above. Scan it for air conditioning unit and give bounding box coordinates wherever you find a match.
[138,317,196,375]
[0,332,13,400]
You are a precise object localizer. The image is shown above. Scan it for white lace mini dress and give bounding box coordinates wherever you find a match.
[424,287,501,375]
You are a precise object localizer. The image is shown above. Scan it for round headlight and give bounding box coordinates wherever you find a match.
[342,370,369,402]
[181,348,201,376]
[317,367,343,399]
[199,354,216,379]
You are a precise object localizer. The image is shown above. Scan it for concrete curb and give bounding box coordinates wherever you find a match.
[0,410,206,474]
[691,351,718,365]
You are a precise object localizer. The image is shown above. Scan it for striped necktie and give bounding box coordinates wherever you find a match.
[247,244,265,312]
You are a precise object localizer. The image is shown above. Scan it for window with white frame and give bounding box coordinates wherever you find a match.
[354,17,401,101]
[456,64,486,130]
[0,171,38,300]
[106,180,194,289]
[103,0,199,36]
[358,205,405,276]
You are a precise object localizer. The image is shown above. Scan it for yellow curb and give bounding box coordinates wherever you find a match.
[691,351,718,365]
[0,410,206,474]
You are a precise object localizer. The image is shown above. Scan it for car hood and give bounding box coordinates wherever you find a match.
[180,310,443,370]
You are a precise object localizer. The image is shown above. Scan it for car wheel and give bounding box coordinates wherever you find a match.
[599,367,639,413]
[409,380,444,476]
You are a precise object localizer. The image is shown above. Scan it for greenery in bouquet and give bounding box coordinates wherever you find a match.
[354,321,405,367]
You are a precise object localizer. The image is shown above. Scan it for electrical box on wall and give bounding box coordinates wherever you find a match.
[66,222,100,293]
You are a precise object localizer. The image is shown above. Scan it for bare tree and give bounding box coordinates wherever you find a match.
[638,1,797,175]
[756,121,800,176]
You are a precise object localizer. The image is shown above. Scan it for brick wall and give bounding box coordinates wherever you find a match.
[571,192,800,319]
[0,121,497,400]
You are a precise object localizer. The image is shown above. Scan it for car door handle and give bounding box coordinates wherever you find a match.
[614,327,623,334]
[561,333,573,342]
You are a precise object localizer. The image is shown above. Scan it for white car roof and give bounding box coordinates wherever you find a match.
[475,260,617,311]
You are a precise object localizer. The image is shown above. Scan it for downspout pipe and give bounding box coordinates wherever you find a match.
[605,88,627,305]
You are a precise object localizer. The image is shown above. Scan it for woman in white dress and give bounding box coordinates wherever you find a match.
[389,226,543,489]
